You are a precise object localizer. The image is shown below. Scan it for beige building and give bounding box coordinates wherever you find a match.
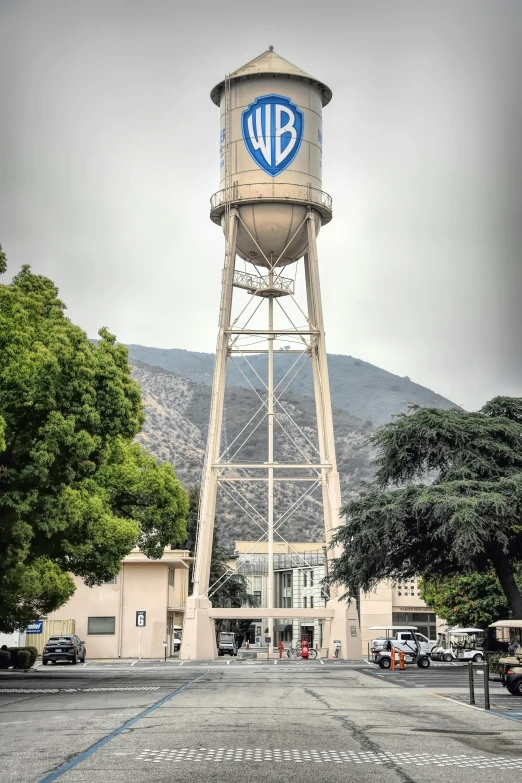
[47,548,191,659]
[231,541,439,656]
[360,577,439,656]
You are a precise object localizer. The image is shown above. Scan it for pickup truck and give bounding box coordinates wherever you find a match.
[371,631,435,657]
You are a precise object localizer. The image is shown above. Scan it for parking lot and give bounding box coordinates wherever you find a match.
[359,662,522,723]
[1,658,522,782]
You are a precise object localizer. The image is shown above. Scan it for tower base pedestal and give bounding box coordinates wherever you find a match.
[325,599,361,660]
[179,598,217,661]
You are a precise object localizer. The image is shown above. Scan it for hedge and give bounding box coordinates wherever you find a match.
[1,647,38,670]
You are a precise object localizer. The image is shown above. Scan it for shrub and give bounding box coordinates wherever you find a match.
[25,646,38,667]
[7,647,20,668]
[6,646,37,669]
[486,652,502,674]
[16,650,31,670]
[0,650,10,669]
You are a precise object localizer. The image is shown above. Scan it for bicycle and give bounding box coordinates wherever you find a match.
[287,646,318,660]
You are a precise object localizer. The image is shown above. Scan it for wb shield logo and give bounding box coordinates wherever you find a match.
[242,94,304,177]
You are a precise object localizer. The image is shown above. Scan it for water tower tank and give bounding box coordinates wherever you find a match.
[210,48,333,267]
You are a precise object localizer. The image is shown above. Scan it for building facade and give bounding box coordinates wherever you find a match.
[229,541,329,648]
[231,542,440,655]
[46,548,191,659]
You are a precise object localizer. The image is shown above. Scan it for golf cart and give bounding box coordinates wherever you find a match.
[430,631,453,662]
[369,626,431,669]
[489,620,522,696]
[431,628,485,662]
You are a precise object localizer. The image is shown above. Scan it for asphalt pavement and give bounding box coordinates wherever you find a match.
[1,659,522,782]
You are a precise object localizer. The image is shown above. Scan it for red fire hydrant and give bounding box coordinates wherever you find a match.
[278,640,284,659]
[301,637,309,659]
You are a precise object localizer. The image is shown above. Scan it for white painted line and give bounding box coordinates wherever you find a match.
[179,661,185,666]
[0,720,34,725]
[274,660,277,665]
[82,662,89,667]
[320,660,324,665]
[130,660,138,667]
[33,664,41,670]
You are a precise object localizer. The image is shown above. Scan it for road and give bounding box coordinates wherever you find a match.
[1,660,522,782]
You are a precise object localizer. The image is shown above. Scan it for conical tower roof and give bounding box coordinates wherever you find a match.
[210,47,332,107]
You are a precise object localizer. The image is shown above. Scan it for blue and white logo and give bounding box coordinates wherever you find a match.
[26,621,43,634]
[242,94,304,177]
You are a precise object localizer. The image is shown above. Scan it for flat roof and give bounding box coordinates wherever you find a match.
[489,620,522,628]
[369,626,419,631]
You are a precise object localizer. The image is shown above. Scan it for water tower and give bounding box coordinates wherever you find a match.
[180,48,360,660]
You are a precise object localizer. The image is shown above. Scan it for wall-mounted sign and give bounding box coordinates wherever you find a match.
[26,621,43,634]
[136,610,146,628]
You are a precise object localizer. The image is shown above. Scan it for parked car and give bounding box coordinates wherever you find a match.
[42,635,86,665]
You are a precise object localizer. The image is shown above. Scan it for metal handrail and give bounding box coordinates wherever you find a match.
[210,182,333,217]
[233,270,295,295]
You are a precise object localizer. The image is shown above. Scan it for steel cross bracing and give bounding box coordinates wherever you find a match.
[190,206,344,648]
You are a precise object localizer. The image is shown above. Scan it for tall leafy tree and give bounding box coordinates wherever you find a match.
[419,572,519,628]
[0,252,188,631]
[330,398,522,617]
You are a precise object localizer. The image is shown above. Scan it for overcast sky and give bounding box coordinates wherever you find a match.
[1,0,521,411]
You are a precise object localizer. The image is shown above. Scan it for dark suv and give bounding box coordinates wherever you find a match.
[42,634,86,665]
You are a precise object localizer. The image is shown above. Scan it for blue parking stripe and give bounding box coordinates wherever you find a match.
[38,669,210,782]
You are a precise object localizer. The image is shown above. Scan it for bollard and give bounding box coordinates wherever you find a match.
[483,661,490,710]
[468,661,475,705]
[278,640,284,659]
[399,650,405,670]
[390,646,395,670]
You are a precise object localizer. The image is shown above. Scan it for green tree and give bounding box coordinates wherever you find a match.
[0,256,188,631]
[330,398,522,617]
[419,572,519,628]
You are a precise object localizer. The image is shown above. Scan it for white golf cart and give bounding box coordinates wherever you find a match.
[430,631,453,662]
[442,628,485,662]
[489,620,522,696]
[369,625,431,669]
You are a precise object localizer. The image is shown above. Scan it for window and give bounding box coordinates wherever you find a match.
[104,576,117,584]
[303,572,307,587]
[168,568,175,587]
[286,573,292,588]
[310,596,314,609]
[304,596,307,608]
[309,571,314,587]
[253,590,262,606]
[88,616,116,635]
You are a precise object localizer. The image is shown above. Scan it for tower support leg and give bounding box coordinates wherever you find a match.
[305,210,361,660]
[180,210,238,661]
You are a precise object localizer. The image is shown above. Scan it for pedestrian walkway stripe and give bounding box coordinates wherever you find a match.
[0,687,160,693]
[136,748,522,769]
[37,670,210,783]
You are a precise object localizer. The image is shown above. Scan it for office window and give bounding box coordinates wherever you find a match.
[88,616,115,635]
[168,568,175,587]
[303,572,307,587]
[304,596,307,608]
[310,596,314,609]
[253,590,262,606]
[310,571,314,587]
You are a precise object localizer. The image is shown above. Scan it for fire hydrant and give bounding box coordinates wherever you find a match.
[278,640,284,659]
[301,637,309,659]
